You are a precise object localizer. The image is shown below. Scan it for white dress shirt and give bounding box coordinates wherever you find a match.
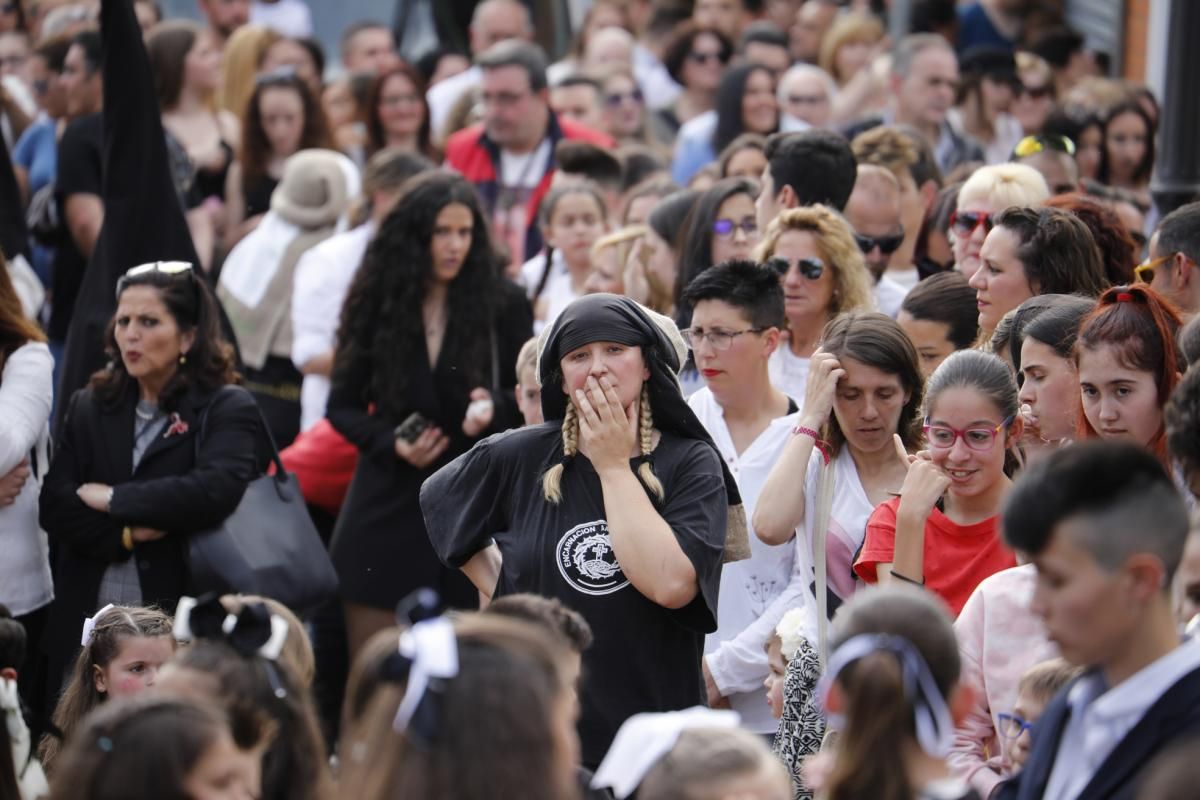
[1044,636,1200,800]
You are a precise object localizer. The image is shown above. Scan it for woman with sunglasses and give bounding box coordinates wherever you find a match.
[39,261,268,705]
[968,205,1108,338]
[676,178,761,322]
[598,67,672,159]
[749,205,874,403]
[855,349,1020,617]
[671,63,778,187]
[657,22,732,135]
[951,163,1049,277]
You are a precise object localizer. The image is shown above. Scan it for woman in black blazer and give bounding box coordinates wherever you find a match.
[39,261,267,703]
[327,171,531,661]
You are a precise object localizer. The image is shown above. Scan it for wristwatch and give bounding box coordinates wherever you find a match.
[121,526,134,552]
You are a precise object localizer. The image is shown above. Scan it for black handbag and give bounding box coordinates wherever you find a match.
[186,386,338,617]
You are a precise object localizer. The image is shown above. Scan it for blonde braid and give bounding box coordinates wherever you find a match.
[541,402,579,503]
[636,385,665,500]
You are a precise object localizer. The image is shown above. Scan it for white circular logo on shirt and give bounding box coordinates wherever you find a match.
[556,520,629,595]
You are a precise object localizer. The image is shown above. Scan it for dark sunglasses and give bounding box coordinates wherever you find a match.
[713,218,757,238]
[854,231,905,255]
[767,256,824,280]
[605,89,643,107]
[1012,134,1076,159]
[1020,84,1053,100]
[688,50,725,65]
[949,210,994,238]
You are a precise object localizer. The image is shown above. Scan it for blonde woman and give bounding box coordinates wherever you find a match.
[951,163,1049,276]
[818,12,885,87]
[421,293,745,769]
[215,23,279,118]
[752,204,875,402]
[586,225,647,295]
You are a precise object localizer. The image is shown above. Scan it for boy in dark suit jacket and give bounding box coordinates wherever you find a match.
[994,442,1200,800]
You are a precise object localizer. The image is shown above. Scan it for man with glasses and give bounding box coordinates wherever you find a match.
[777,63,835,131]
[0,31,32,90]
[1140,201,1200,319]
[844,165,909,317]
[444,40,613,275]
[680,259,801,736]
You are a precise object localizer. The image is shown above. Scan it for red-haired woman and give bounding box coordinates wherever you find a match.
[1075,285,1183,467]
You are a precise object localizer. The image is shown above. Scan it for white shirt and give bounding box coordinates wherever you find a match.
[291,223,374,431]
[429,65,481,141]
[1044,637,1200,800]
[768,346,810,404]
[886,266,920,291]
[250,0,313,37]
[690,386,799,733]
[0,342,53,616]
[874,276,908,318]
[520,249,578,335]
[633,43,680,111]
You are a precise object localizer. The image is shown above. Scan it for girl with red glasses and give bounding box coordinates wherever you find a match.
[855,349,1019,616]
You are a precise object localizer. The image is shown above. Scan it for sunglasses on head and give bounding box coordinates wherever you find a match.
[767,256,824,280]
[115,261,195,297]
[854,231,905,255]
[949,210,994,238]
[1012,134,1076,159]
[712,218,757,238]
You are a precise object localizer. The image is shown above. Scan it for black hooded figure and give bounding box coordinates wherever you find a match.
[421,293,749,768]
[0,127,29,264]
[53,0,211,431]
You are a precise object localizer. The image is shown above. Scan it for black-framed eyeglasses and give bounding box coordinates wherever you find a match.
[681,327,765,352]
[605,89,643,107]
[1019,84,1053,100]
[949,210,994,238]
[713,217,757,238]
[996,712,1034,740]
[766,256,824,281]
[1012,134,1076,159]
[854,231,905,255]
[115,261,195,297]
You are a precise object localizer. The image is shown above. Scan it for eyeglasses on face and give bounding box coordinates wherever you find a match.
[1012,134,1076,159]
[681,327,765,351]
[997,712,1034,740]
[923,416,1013,451]
[786,93,828,106]
[1135,254,1172,283]
[688,50,725,65]
[766,256,825,281]
[949,210,994,238]
[481,88,531,107]
[712,217,758,238]
[605,89,643,107]
[1019,84,1052,100]
[854,231,905,255]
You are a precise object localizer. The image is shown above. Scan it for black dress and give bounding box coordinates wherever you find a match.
[327,282,532,611]
[421,423,728,768]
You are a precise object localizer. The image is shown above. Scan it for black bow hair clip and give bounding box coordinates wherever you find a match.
[380,589,458,748]
[174,594,292,698]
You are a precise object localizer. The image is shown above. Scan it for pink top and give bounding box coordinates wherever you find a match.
[948,564,1059,797]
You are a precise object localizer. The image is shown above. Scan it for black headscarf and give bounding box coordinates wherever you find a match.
[536,294,749,561]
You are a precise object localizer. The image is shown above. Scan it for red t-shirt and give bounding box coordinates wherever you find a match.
[853,496,1017,617]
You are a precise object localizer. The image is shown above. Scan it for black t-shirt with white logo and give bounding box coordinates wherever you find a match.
[421,422,728,767]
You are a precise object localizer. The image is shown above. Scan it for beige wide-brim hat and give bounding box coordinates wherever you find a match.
[270,148,359,229]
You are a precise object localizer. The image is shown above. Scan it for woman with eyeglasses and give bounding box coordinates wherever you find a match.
[855,349,1020,617]
[656,22,732,136]
[598,67,672,159]
[676,178,761,324]
[364,62,438,162]
[951,163,1049,277]
[968,205,1108,339]
[671,63,778,186]
[224,70,332,248]
[1012,52,1056,137]
[749,205,874,403]
[39,261,268,706]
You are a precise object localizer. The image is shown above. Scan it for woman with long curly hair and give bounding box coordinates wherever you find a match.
[39,262,268,709]
[327,170,532,661]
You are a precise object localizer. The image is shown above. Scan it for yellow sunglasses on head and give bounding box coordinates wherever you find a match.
[1134,254,1172,283]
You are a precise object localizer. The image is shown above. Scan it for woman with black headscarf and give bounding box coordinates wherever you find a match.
[421,293,746,768]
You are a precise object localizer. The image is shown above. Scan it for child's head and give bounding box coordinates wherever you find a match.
[1002,441,1190,671]
[822,585,967,800]
[0,604,25,682]
[41,605,174,772]
[514,337,542,426]
[922,349,1022,498]
[764,632,787,720]
[538,181,609,270]
[681,258,785,395]
[482,593,593,688]
[1076,284,1183,457]
[48,695,255,800]
[338,614,580,800]
[637,726,791,800]
[219,594,315,688]
[1003,658,1081,771]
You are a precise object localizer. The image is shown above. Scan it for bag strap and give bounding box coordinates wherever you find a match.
[811,454,836,672]
[195,385,287,479]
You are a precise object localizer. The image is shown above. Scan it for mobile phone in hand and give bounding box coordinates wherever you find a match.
[394,412,430,444]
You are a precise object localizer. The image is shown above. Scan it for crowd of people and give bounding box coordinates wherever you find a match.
[0,0,1199,798]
